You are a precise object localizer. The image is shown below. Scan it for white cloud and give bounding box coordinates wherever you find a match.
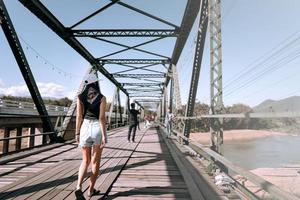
[0,82,73,99]
[66,91,77,100]
[38,82,65,98]
[0,84,29,97]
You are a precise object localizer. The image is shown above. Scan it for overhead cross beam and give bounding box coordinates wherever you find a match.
[19,0,128,96]
[99,59,170,65]
[134,99,162,102]
[70,0,120,29]
[96,37,169,59]
[122,83,163,87]
[113,74,166,78]
[129,91,162,95]
[112,63,164,74]
[127,88,162,92]
[112,0,179,28]
[72,29,179,37]
[130,94,162,97]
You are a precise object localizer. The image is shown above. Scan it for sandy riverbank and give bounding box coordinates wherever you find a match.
[237,163,300,199]
[190,129,287,145]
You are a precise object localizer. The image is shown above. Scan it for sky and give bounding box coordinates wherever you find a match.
[1,0,300,108]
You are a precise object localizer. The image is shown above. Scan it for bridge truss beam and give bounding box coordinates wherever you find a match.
[130,94,162,98]
[183,0,209,141]
[209,0,224,155]
[0,0,56,142]
[172,64,183,112]
[133,99,161,103]
[122,83,163,87]
[72,29,179,37]
[127,88,162,92]
[97,37,169,59]
[19,0,128,96]
[99,59,170,65]
[113,74,166,78]
[165,0,201,87]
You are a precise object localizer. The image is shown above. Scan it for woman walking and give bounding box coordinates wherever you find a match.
[75,78,106,199]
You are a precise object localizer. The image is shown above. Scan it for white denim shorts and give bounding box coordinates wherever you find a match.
[79,119,102,147]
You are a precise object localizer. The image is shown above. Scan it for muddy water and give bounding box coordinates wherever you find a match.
[223,134,300,170]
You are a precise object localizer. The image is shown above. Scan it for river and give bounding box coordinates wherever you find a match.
[223,134,300,170]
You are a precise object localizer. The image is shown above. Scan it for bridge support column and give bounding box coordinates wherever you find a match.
[209,0,224,155]
[183,0,209,144]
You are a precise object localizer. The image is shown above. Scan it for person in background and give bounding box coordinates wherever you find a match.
[165,107,174,138]
[75,77,106,199]
[128,103,140,143]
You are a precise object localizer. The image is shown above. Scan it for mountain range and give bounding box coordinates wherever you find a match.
[253,96,300,113]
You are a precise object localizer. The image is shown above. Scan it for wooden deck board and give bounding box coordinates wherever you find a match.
[0,126,225,200]
[105,128,192,200]
[0,128,126,199]
[33,130,133,200]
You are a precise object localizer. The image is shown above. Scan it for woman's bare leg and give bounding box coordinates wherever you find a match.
[89,145,103,193]
[76,147,91,190]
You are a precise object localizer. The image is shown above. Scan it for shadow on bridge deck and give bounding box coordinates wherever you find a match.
[0,126,226,200]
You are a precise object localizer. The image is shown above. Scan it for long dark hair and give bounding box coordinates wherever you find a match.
[78,82,102,117]
[78,82,100,103]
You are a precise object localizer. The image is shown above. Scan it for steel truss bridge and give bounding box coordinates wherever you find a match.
[0,0,299,200]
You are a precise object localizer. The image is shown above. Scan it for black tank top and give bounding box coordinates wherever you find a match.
[83,94,103,119]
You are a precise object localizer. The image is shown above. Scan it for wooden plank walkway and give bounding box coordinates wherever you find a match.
[0,126,195,199]
[105,128,191,200]
[0,127,124,189]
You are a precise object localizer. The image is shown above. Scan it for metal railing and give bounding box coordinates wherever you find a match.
[0,98,68,116]
[168,128,299,200]
[0,113,129,156]
[159,110,300,200]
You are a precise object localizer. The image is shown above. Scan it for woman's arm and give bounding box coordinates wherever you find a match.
[99,96,107,145]
[75,99,83,142]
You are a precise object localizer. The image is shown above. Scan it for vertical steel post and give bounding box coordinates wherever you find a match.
[16,127,22,151]
[172,64,182,113]
[169,77,174,113]
[159,100,163,123]
[3,128,10,154]
[183,0,209,142]
[109,87,118,128]
[117,88,122,124]
[124,96,129,125]
[161,93,164,122]
[209,0,224,155]
[29,126,35,148]
[0,0,55,142]
[163,88,167,120]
